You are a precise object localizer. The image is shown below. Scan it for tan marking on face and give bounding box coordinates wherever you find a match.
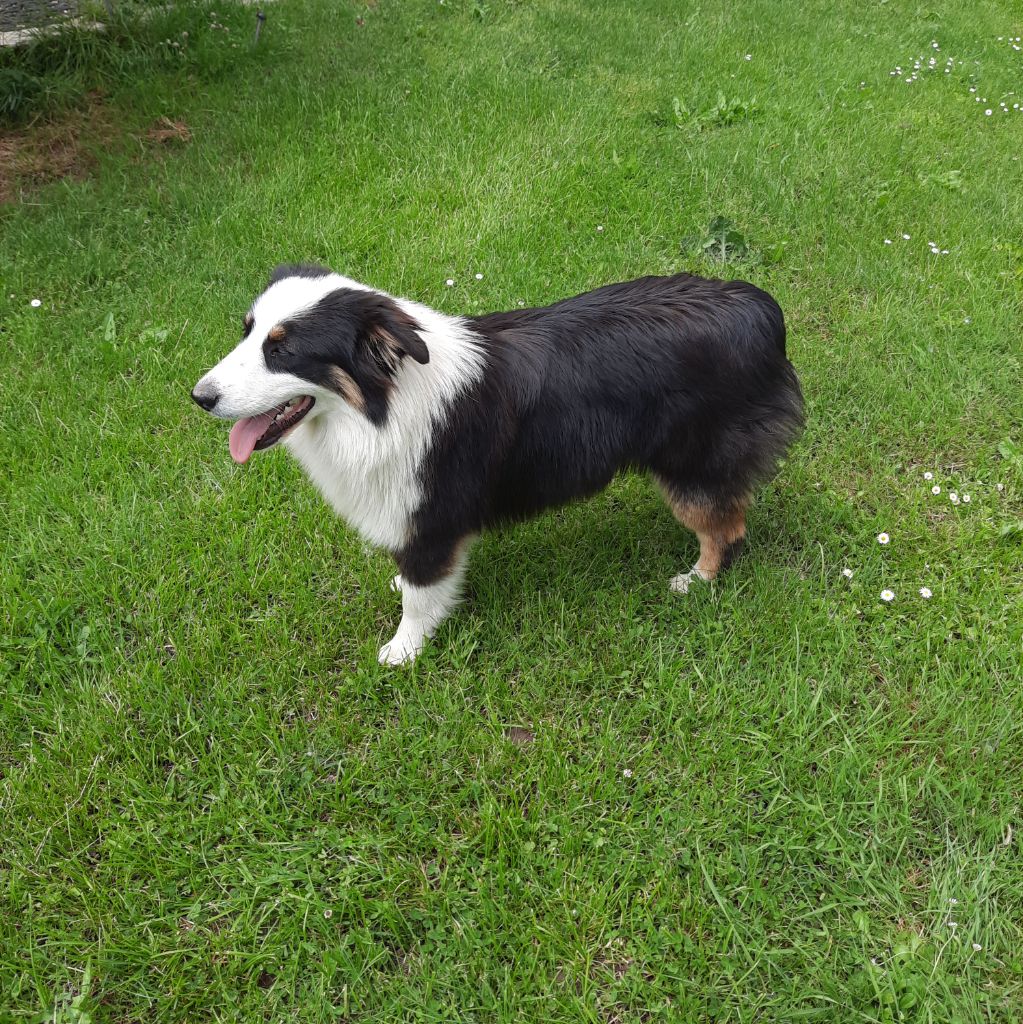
[326,366,366,412]
[267,323,286,343]
[244,311,255,332]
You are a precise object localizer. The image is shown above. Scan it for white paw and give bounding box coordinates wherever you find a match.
[669,568,709,594]
[377,631,423,666]
[390,574,403,592]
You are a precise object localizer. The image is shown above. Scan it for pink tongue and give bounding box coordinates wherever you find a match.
[229,411,276,464]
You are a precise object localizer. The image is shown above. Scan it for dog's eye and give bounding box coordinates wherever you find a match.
[242,312,255,338]
[263,324,287,358]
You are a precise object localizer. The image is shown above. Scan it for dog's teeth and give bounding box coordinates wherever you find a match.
[273,399,302,424]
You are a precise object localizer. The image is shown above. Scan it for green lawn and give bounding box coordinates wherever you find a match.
[2,1,1023,1020]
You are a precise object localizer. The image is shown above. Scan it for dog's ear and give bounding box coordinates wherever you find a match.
[356,294,430,367]
[267,262,333,287]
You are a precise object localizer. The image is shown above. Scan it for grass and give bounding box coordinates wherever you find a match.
[0,2,256,125]
[2,0,1022,1020]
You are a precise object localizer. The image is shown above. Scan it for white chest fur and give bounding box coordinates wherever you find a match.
[287,413,425,549]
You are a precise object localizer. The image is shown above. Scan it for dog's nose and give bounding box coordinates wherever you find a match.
[191,385,220,412]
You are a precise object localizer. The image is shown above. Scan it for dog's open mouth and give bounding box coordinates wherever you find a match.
[229,396,315,464]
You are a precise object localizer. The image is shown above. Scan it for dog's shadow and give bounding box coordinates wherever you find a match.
[434,473,831,654]
[440,480,702,655]
[470,491,677,606]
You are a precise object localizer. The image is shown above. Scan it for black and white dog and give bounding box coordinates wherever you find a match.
[193,266,803,664]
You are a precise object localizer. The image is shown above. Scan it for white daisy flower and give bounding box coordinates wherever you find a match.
[445,278,455,286]
[880,589,895,602]
[924,471,933,480]
[985,109,993,115]
[474,272,483,280]
[962,493,970,503]
[902,233,911,240]
[842,567,854,578]
[596,225,604,233]
[996,483,1004,492]
[964,317,971,323]
[950,492,960,504]
[30,299,42,307]
[622,768,633,778]
[919,587,932,599]
[745,54,752,60]
[932,485,941,495]
[941,249,949,254]
[972,943,983,951]
[877,532,890,545]
[950,897,959,905]
[884,239,892,245]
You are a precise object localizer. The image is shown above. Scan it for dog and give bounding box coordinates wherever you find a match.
[192,265,803,664]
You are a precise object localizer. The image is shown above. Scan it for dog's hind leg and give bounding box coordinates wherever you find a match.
[657,483,748,594]
[379,537,474,666]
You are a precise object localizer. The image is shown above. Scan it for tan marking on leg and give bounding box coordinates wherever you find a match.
[657,481,748,583]
[443,534,477,577]
[686,506,747,580]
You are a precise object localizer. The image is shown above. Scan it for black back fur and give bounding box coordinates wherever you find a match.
[396,273,803,582]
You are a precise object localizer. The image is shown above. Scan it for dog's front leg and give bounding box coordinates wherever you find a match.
[378,539,472,666]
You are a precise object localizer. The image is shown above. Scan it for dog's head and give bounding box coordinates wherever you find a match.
[192,264,429,463]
